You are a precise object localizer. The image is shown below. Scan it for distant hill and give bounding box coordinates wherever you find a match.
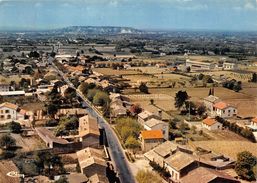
[53,26,143,35]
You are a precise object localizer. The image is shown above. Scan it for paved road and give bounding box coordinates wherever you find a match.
[52,64,135,183]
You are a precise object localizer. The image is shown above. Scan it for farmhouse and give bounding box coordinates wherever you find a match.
[180,167,240,183]
[140,130,164,152]
[76,147,107,179]
[203,95,221,116]
[213,101,237,118]
[202,118,222,131]
[79,114,100,147]
[0,102,27,123]
[144,118,169,140]
[144,141,179,166]
[138,110,160,125]
[164,151,198,182]
[223,62,238,71]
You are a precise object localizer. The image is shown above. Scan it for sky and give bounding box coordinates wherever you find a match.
[0,0,257,31]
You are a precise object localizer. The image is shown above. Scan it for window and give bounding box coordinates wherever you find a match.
[228,110,230,113]
[234,109,236,112]
[0,115,4,119]
[7,115,11,119]
[5,110,9,113]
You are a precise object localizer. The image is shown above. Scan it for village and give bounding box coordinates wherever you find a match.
[0,29,257,183]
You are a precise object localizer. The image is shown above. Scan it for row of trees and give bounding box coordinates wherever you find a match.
[115,118,142,152]
[174,90,206,117]
[235,151,257,181]
[215,116,256,142]
[79,82,110,116]
[222,79,242,92]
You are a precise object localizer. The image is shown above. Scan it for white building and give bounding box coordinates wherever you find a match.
[186,59,215,71]
[203,95,221,116]
[223,62,238,70]
[138,110,160,126]
[0,102,26,123]
[213,101,237,118]
[202,118,222,131]
[144,118,169,140]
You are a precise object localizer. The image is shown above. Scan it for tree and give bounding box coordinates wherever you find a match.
[208,88,212,96]
[87,89,98,101]
[93,91,110,106]
[28,51,40,58]
[174,90,189,109]
[125,136,141,153]
[129,104,142,115]
[64,87,77,104]
[79,82,89,95]
[251,73,257,83]
[8,121,22,133]
[121,126,133,143]
[198,73,204,80]
[150,99,154,105]
[0,134,16,150]
[139,83,149,94]
[186,66,191,73]
[197,105,206,116]
[47,104,58,118]
[24,66,34,75]
[136,169,162,183]
[235,151,257,181]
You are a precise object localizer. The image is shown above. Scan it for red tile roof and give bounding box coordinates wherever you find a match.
[213,101,230,110]
[252,117,257,123]
[203,118,217,126]
[141,130,163,140]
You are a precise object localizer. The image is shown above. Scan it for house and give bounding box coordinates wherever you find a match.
[164,151,198,182]
[140,130,164,152]
[144,118,169,140]
[213,101,237,118]
[76,147,106,178]
[203,95,221,116]
[144,141,179,166]
[138,110,160,125]
[202,118,222,131]
[223,62,238,71]
[66,173,89,183]
[156,63,167,68]
[0,82,9,92]
[79,114,100,147]
[251,117,257,126]
[0,102,27,123]
[35,127,68,148]
[180,167,240,183]
[89,173,109,183]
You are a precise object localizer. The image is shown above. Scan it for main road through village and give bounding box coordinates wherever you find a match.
[52,63,135,183]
